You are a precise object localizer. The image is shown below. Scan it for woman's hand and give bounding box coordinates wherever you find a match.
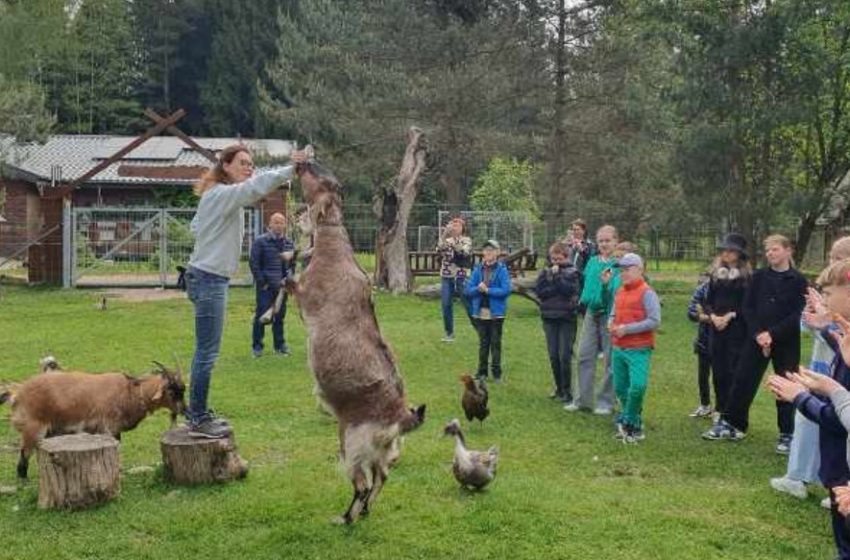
[601,268,612,285]
[789,368,844,397]
[766,374,807,403]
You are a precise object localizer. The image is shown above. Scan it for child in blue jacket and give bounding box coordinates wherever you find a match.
[465,239,512,382]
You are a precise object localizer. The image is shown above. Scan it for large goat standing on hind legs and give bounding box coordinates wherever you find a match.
[287,155,426,524]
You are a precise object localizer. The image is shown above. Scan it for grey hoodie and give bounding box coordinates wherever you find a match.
[189,166,294,278]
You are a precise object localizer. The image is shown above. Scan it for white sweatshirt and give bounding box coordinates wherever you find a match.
[189,166,294,278]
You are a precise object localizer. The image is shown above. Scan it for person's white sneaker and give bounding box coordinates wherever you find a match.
[593,406,612,415]
[821,496,832,509]
[689,405,713,418]
[563,402,581,412]
[441,334,455,343]
[769,476,807,499]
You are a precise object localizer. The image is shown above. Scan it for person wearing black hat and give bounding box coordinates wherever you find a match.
[693,233,752,420]
[704,234,808,455]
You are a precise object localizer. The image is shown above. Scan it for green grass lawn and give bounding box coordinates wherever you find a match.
[0,280,835,560]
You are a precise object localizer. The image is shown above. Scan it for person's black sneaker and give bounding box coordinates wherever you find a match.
[702,419,746,441]
[187,417,232,439]
[275,346,291,356]
[205,410,230,427]
[776,433,793,455]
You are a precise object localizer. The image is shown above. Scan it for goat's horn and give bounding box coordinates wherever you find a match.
[151,360,168,374]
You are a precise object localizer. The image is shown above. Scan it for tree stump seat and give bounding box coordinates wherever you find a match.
[37,433,120,509]
[160,426,248,485]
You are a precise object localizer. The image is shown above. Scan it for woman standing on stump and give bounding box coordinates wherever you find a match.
[185,144,308,438]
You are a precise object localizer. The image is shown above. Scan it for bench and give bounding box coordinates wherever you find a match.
[409,248,538,278]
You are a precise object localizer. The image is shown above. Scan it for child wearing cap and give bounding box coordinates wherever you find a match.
[465,239,512,382]
[608,252,661,443]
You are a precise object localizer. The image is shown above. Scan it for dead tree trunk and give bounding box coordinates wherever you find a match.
[37,434,120,509]
[161,426,248,484]
[374,127,427,293]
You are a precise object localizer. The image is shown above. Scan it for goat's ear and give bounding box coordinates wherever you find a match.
[152,384,163,402]
[151,361,167,374]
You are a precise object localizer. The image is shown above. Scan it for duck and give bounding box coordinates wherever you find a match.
[460,374,489,424]
[444,418,498,490]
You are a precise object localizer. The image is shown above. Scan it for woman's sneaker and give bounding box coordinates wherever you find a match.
[187,416,232,439]
[702,420,746,441]
[769,476,807,499]
[689,405,713,418]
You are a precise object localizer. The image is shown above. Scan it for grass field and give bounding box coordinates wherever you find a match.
[0,278,835,560]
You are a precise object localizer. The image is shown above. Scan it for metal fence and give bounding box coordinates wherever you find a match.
[71,207,260,287]
[0,202,834,286]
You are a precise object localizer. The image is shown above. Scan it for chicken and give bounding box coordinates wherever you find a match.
[443,419,498,490]
[460,374,489,424]
[39,356,61,373]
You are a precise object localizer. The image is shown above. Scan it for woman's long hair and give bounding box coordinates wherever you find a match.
[193,144,251,196]
[708,253,752,281]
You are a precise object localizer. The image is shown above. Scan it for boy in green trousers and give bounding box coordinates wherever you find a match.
[609,253,661,444]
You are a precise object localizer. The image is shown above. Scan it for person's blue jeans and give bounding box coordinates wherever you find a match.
[185,266,229,423]
[252,286,286,352]
[441,276,469,336]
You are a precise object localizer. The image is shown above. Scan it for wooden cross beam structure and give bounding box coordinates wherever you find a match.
[43,108,216,199]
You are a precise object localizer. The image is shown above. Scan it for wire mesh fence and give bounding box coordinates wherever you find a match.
[71,207,259,287]
[0,202,833,286]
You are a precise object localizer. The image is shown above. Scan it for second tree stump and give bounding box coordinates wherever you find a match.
[37,433,120,509]
[160,426,248,484]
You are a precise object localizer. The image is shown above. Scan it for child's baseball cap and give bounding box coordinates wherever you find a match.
[482,239,500,250]
[617,253,643,268]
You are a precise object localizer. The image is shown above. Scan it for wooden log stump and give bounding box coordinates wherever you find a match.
[160,426,248,485]
[37,433,120,509]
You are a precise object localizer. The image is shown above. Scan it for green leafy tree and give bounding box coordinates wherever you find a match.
[470,157,540,218]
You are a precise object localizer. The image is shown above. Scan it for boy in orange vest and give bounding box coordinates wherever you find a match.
[609,253,661,444]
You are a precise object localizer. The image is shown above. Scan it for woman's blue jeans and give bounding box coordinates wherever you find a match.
[441,276,469,336]
[185,266,229,423]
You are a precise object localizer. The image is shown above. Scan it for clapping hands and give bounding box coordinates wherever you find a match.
[803,287,831,329]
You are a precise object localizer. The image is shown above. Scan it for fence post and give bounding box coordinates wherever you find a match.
[62,198,72,288]
[653,227,660,272]
[159,209,167,288]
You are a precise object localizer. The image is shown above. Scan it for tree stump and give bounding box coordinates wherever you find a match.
[37,433,120,510]
[160,426,248,485]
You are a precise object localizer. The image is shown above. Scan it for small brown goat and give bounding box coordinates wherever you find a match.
[289,160,426,524]
[3,361,185,478]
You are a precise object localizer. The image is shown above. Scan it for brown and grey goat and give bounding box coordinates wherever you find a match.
[288,160,426,524]
[2,361,185,478]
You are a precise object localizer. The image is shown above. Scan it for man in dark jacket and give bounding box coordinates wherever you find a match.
[249,212,295,357]
[536,242,581,402]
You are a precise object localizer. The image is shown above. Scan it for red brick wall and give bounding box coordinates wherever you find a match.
[0,180,39,257]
